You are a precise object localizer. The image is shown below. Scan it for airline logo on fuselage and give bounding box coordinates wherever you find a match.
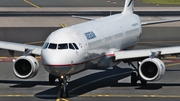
[84,31,96,40]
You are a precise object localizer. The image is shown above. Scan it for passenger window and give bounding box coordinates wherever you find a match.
[69,43,75,50]
[58,43,68,49]
[43,43,49,49]
[73,43,79,50]
[48,43,57,49]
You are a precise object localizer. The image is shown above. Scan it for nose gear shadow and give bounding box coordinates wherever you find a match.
[68,66,133,97]
[1,66,180,99]
[35,66,133,99]
[35,66,178,99]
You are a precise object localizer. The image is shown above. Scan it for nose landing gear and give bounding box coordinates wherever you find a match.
[48,74,70,98]
[58,76,70,98]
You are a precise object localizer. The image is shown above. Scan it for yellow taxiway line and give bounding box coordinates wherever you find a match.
[24,0,40,8]
[1,94,180,98]
[79,94,180,98]
[24,41,44,45]
[166,63,180,67]
[56,98,69,101]
[60,24,66,28]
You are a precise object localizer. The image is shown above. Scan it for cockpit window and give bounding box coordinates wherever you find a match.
[58,43,68,49]
[43,43,49,49]
[69,43,75,50]
[73,43,79,50]
[48,43,57,49]
[45,43,78,50]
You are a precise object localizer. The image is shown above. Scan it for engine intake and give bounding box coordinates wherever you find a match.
[13,56,39,79]
[139,58,165,81]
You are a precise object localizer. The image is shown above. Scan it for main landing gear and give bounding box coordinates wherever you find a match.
[129,62,147,86]
[49,74,70,98]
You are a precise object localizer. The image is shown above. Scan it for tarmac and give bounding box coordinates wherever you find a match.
[0,7,180,12]
[0,0,180,101]
[0,12,180,101]
[0,16,180,27]
[0,0,179,7]
[0,1,179,27]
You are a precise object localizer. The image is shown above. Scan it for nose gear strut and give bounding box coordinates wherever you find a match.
[58,76,70,98]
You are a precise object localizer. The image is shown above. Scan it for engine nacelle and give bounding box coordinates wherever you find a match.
[139,58,165,81]
[13,56,39,79]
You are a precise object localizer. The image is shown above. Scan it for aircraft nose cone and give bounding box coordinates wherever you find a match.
[41,49,72,76]
[41,49,59,65]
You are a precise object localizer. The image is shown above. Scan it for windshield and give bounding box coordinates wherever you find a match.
[43,43,49,49]
[48,43,57,49]
[58,43,68,49]
[44,43,79,50]
[73,43,79,50]
[69,43,75,50]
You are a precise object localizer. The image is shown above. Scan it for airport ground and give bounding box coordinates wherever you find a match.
[0,0,180,101]
[0,0,179,7]
[0,16,180,101]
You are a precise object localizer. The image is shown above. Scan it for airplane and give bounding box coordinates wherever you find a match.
[0,0,180,98]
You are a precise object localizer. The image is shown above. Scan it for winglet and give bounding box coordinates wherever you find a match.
[122,0,134,14]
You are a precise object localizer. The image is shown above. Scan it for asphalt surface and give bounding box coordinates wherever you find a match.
[0,1,180,101]
[0,0,179,7]
[0,26,180,101]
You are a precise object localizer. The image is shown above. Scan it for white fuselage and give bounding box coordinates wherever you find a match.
[41,13,142,76]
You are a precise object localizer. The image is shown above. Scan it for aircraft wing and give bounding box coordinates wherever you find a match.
[0,41,42,55]
[141,18,180,26]
[115,46,180,61]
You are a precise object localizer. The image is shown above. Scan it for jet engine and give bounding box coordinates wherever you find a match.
[139,58,165,81]
[13,56,39,79]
